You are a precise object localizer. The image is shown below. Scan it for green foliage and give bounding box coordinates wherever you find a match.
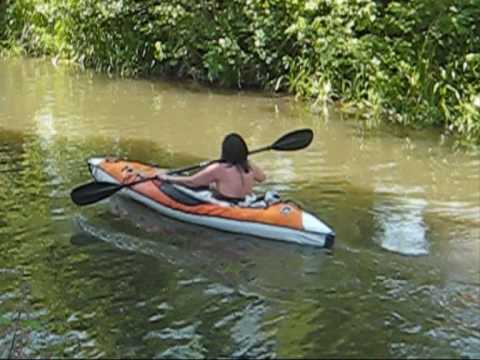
[0,315,12,326]
[1,0,479,143]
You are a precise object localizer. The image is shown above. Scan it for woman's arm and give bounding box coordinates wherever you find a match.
[157,163,219,187]
[250,162,266,182]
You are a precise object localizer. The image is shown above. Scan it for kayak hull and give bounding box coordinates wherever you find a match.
[87,157,335,248]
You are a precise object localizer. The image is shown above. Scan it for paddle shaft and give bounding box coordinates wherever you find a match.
[71,128,313,206]
[71,143,275,206]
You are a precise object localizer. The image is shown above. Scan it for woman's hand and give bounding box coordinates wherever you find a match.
[156,172,169,181]
[250,162,266,182]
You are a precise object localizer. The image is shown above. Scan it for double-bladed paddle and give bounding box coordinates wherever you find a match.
[70,128,313,206]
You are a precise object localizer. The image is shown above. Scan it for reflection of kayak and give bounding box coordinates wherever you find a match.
[87,157,335,248]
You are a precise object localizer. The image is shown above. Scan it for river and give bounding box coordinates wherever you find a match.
[0,58,479,358]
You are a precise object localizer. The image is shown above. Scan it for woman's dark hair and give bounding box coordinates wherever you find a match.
[221,133,250,173]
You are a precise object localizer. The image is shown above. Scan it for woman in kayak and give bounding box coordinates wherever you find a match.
[156,133,266,200]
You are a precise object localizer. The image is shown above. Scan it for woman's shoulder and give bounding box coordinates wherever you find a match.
[202,162,224,174]
[213,162,232,170]
[207,162,223,170]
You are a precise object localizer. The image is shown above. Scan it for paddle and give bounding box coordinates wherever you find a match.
[70,128,313,206]
[167,128,313,175]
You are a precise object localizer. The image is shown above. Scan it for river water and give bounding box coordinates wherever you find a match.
[0,58,479,358]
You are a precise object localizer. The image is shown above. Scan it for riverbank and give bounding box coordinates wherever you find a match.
[1,0,479,145]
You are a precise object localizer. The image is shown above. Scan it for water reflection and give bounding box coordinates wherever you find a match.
[372,197,429,256]
[71,214,275,358]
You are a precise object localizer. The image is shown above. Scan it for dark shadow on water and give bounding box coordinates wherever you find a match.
[70,232,99,247]
[69,195,335,299]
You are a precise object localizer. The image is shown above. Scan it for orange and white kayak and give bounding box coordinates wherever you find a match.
[87,157,335,248]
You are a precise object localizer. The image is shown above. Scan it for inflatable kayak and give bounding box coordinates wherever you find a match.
[87,157,335,248]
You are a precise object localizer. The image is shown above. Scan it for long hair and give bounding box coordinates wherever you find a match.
[220,133,250,173]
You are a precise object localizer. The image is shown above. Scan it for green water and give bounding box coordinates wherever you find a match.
[0,58,479,358]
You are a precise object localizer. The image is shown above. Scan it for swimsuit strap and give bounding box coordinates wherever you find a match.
[211,190,245,204]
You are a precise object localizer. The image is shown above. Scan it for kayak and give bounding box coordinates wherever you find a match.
[87,157,335,248]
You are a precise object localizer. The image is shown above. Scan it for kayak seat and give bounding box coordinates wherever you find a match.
[160,183,280,209]
[159,181,208,206]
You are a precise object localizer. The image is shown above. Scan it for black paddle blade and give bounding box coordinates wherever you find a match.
[271,128,314,151]
[70,181,123,206]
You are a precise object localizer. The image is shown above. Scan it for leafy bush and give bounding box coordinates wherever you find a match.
[1,0,478,143]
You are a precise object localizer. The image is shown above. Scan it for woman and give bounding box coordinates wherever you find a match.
[157,133,266,201]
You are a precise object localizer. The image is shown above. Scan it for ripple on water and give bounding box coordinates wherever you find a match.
[148,302,173,323]
[178,277,209,288]
[429,200,480,225]
[155,341,206,359]
[0,291,17,305]
[144,322,200,341]
[204,284,236,297]
[230,300,271,358]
